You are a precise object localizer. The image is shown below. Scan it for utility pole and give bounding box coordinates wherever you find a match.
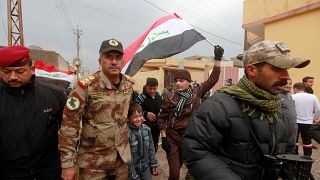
[73,25,82,79]
[7,0,24,46]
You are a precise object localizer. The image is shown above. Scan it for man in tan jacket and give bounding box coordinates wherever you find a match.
[58,39,134,180]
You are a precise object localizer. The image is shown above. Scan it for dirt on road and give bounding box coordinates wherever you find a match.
[153,140,320,180]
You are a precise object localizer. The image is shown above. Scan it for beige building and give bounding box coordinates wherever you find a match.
[29,46,74,72]
[132,57,241,93]
[243,0,320,97]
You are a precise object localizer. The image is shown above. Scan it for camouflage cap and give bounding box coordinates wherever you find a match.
[243,40,310,69]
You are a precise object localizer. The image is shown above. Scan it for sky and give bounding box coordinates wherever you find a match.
[0,0,244,72]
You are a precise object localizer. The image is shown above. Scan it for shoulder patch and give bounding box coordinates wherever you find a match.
[78,75,96,89]
[66,97,80,110]
[124,74,135,84]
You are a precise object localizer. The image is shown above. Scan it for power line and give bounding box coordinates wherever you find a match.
[143,0,243,46]
[58,0,74,28]
[161,0,240,39]
[143,0,170,14]
[170,0,242,35]
[66,0,141,26]
[70,0,81,27]
[190,0,241,27]
[55,0,73,32]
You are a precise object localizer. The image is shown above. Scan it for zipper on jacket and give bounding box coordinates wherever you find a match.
[270,122,276,155]
[260,122,276,180]
[139,127,143,173]
[20,89,25,101]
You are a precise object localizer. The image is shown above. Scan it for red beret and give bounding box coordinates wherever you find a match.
[0,46,30,67]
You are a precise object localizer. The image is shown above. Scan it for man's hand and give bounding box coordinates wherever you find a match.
[214,45,224,61]
[61,166,78,180]
[161,137,171,153]
[147,112,156,121]
[152,167,159,175]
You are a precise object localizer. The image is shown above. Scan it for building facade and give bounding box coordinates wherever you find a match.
[243,0,320,97]
[132,57,242,94]
[29,48,74,72]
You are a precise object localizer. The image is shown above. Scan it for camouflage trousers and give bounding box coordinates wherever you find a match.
[79,159,128,180]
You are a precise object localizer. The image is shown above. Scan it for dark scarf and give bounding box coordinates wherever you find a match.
[175,86,192,118]
[218,76,281,123]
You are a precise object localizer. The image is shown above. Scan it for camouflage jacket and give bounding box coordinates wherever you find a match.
[58,71,134,169]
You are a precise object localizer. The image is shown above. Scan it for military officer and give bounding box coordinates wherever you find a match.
[59,39,134,180]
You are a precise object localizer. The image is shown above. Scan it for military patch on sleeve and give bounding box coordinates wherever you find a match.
[66,97,80,110]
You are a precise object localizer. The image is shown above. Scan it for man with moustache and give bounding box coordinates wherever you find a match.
[0,46,66,179]
[58,39,134,180]
[182,40,310,180]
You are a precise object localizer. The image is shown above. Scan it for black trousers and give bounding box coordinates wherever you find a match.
[309,123,320,144]
[296,123,313,156]
[144,121,160,152]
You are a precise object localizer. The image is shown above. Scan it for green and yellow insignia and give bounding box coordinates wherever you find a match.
[66,97,80,110]
[109,39,118,46]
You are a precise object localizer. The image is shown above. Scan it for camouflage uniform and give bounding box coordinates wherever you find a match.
[58,71,134,179]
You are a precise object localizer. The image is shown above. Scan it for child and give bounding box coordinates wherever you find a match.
[135,77,162,152]
[127,103,158,180]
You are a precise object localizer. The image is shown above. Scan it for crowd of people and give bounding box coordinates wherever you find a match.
[0,39,319,180]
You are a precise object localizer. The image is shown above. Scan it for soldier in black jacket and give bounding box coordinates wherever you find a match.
[135,77,162,152]
[182,41,310,180]
[0,46,67,179]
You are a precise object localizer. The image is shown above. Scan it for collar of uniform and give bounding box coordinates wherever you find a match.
[99,71,126,90]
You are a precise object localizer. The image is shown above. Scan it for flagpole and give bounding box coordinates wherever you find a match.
[204,38,226,88]
[205,39,216,47]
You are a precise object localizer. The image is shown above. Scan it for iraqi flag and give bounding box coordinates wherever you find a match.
[122,13,205,76]
[35,60,75,89]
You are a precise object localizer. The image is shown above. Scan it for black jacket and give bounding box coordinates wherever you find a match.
[135,92,162,129]
[182,92,294,180]
[0,77,66,176]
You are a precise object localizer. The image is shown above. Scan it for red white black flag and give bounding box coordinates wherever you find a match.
[35,60,75,89]
[122,13,205,76]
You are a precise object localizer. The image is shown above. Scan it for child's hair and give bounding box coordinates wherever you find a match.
[146,77,158,87]
[128,103,142,118]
